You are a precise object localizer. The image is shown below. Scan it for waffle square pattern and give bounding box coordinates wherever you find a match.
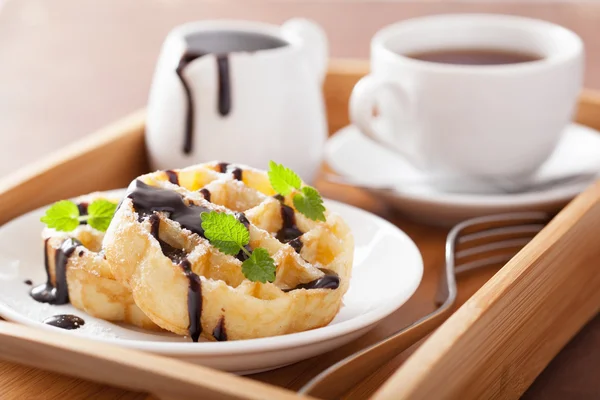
[103,162,354,342]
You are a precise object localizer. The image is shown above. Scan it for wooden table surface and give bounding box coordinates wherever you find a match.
[0,0,598,399]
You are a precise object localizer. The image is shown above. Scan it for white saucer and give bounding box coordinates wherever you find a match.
[0,191,423,374]
[325,123,600,226]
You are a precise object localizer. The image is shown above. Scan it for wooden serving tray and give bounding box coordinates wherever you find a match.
[0,59,599,400]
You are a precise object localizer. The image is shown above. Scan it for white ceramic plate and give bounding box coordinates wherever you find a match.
[0,191,422,374]
[325,123,600,226]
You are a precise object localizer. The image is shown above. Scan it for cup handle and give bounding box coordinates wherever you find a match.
[350,74,419,166]
[281,18,329,84]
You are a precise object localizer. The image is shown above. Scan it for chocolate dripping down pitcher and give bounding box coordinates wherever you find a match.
[146,19,329,183]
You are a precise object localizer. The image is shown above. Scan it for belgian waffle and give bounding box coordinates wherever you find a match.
[103,162,353,341]
[33,192,159,330]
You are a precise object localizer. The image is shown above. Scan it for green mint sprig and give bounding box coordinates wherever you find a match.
[41,199,117,232]
[268,161,326,222]
[201,211,276,283]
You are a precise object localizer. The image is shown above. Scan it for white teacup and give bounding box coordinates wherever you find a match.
[350,14,584,182]
[146,19,328,182]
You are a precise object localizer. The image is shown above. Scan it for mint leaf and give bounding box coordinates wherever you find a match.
[200,211,277,283]
[87,199,117,232]
[242,248,276,283]
[201,211,249,256]
[40,200,80,232]
[268,161,302,196]
[293,186,326,222]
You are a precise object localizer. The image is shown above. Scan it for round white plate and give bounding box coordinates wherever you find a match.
[0,191,422,374]
[325,123,600,226]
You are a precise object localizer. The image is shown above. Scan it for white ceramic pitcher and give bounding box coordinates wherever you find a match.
[146,19,329,183]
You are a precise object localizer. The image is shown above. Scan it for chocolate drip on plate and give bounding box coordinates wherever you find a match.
[276,204,303,243]
[284,269,340,292]
[165,170,179,185]
[212,316,228,341]
[180,259,203,342]
[24,279,32,286]
[31,238,81,305]
[43,314,85,330]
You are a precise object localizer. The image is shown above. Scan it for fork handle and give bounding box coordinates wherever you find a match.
[300,305,454,399]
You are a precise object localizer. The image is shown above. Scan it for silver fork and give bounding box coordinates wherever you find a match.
[299,212,550,399]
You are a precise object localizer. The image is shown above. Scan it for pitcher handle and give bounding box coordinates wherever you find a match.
[281,18,329,84]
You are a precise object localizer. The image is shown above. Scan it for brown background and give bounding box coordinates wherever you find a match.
[0,0,598,399]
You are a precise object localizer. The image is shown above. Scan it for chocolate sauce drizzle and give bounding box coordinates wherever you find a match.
[43,314,85,330]
[217,162,229,173]
[276,204,303,244]
[288,238,303,254]
[31,238,81,305]
[177,52,232,155]
[212,316,227,341]
[128,182,217,342]
[127,180,211,237]
[215,162,243,181]
[125,180,335,339]
[160,241,188,264]
[77,202,88,225]
[24,279,32,286]
[234,213,251,262]
[165,170,179,185]
[284,269,340,292]
[180,259,203,342]
[232,168,243,181]
[199,188,211,202]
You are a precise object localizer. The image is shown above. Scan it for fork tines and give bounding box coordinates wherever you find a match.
[449,212,550,274]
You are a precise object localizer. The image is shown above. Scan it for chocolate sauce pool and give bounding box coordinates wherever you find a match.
[43,314,85,330]
[176,31,288,154]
